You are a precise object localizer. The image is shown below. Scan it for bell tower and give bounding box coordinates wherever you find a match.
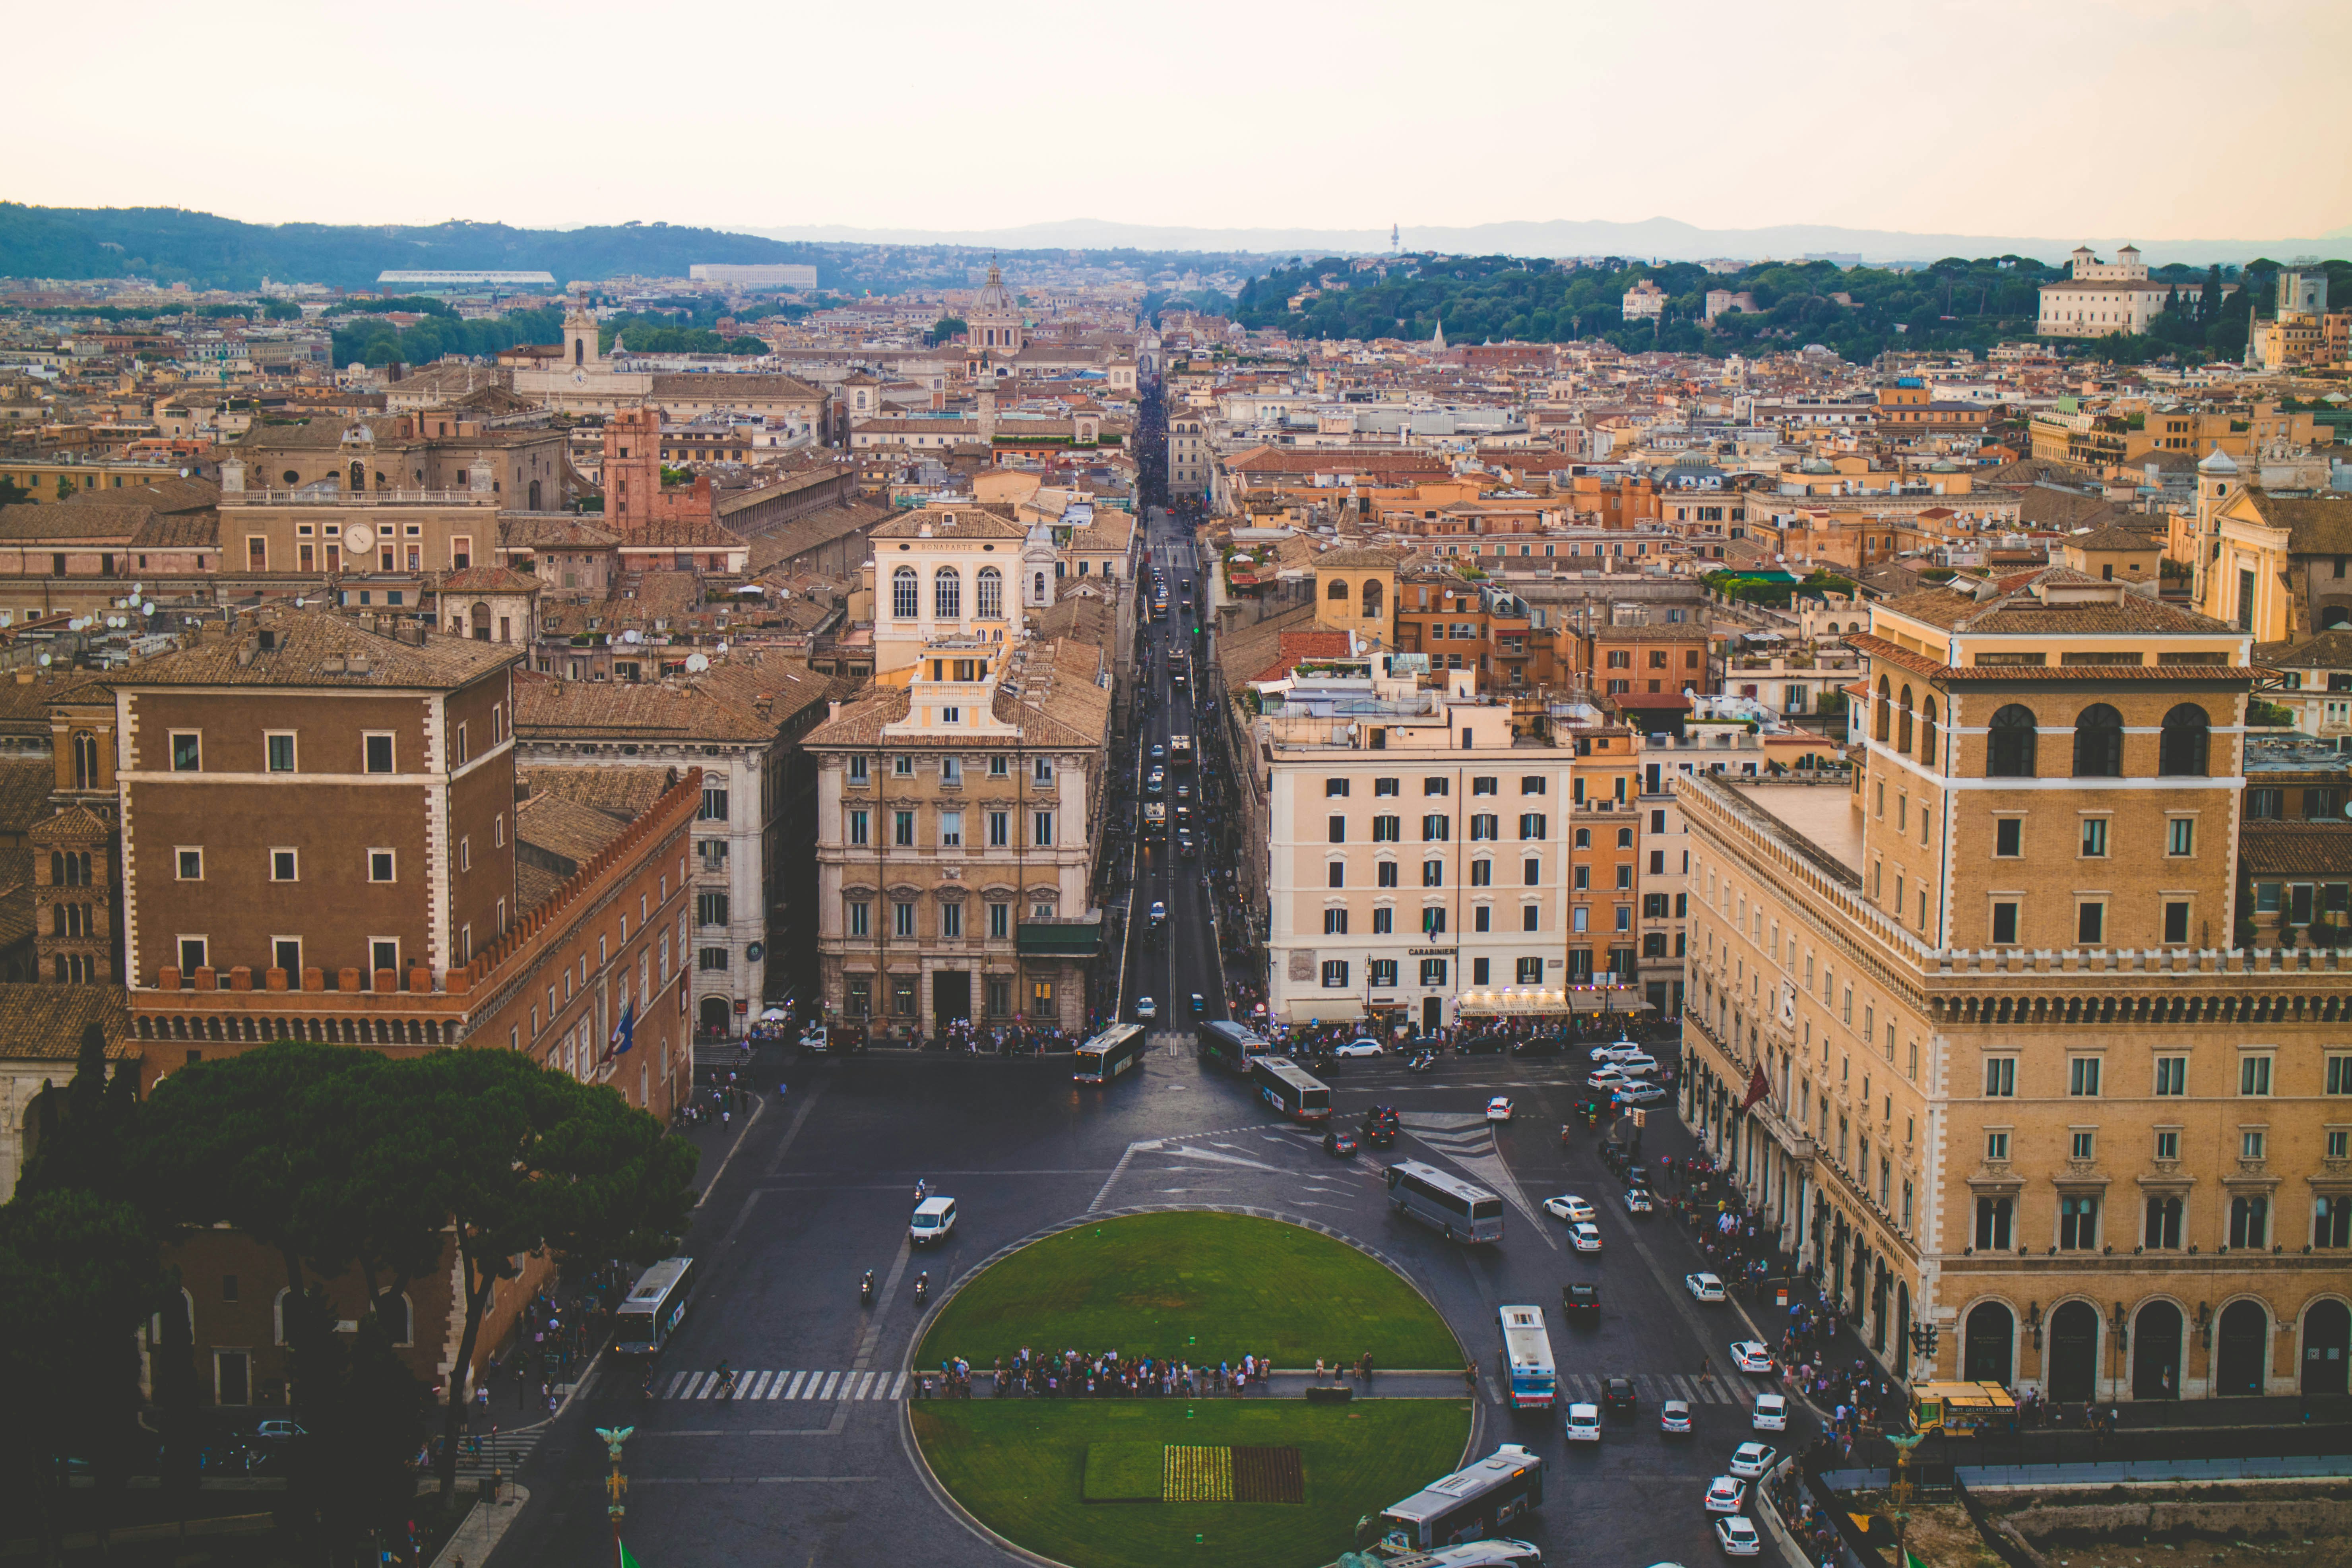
[563,291,602,371]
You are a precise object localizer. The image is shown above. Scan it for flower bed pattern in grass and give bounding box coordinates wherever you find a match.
[1082,1442,1165,1502]
[1163,1445,1232,1502]
[914,1399,1468,1568]
[1233,1446,1305,1505]
[915,1210,1460,1371]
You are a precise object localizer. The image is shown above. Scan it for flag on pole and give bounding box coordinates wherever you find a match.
[1740,1060,1771,1113]
[620,1541,645,1568]
[604,1003,635,1063]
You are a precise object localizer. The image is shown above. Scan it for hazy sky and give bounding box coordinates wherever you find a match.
[18,0,2347,240]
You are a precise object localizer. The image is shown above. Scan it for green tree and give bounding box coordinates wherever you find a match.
[929,315,968,345]
[399,1049,696,1493]
[0,475,30,507]
[55,475,73,501]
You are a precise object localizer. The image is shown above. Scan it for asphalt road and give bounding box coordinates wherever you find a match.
[494,510,1816,1568]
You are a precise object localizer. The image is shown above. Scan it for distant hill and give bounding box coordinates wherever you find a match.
[0,205,843,291]
[754,215,2352,269]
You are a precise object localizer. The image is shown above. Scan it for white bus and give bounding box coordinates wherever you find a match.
[1385,1160,1505,1243]
[1498,1304,1556,1411]
[614,1257,697,1355]
[1381,1444,1545,1551]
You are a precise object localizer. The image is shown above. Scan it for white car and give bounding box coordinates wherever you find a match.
[1590,1041,1642,1063]
[1148,901,1166,925]
[1565,1401,1601,1442]
[1587,1066,1650,1091]
[1136,996,1158,1021]
[1752,1394,1788,1432]
[1543,1194,1596,1224]
[1620,1082,1671,1106]
[1729,1341,1774,1374]
[1728,1442,1777,1479]
[1715,1518,1761,1558]
[1332,1037,1385,1057]
[1612,1050,1659,1074]
[1625,1188,1655,1214]
[1485,1096,1514,1122]
[1659,1399,1693,1434]
[1570,1222,1603,1253]
[1685,1272,1727,1303]
[910,1195,958,1245]
[1704,1476,1747,1514]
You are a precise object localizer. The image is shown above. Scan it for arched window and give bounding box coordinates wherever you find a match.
[934,567,962,620]
[2073,703,2124,777]
[1920,696,1939,766]
[347,461,366,494]
[1326,577,1350,601]
[1896,685,1914,754]
[891,566,918,619]
[2158,703,2210,777]
[1362,580,1384,620]
[72,731,98,791]
[374,1292,413,1345]
[975,566,1002,620]
[1033,572,1046,603]
[1875,677,1892,744]
[1986,705,2038,777]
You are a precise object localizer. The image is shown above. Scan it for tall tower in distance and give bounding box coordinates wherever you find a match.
[1391,222,1400,255]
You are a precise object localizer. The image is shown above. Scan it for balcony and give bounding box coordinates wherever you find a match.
[1018,915,1103,959]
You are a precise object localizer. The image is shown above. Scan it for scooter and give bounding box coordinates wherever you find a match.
[860,1270,874,1307]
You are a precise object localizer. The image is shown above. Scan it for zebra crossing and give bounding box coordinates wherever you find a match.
[659,1368,908,1402]
[1556,1371,1743,1406]
[452,1428,544,1477]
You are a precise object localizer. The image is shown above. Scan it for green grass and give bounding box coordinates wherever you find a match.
[1083,1441,1167,1502]
[916,1398,1468,1568]
[915,1211,1461,1371]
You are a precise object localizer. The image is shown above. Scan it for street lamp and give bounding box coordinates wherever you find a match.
[1906,1318,1939,1382]
[594,1425,634,1568]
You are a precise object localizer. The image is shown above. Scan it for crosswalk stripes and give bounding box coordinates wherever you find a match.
[653,1368,909,1401]
[1555,1372,1743,1406]
[453,1429,541,1477]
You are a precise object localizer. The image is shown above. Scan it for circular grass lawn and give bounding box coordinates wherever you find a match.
[910,1213,1469,1568]
[915,1209,1463,1372]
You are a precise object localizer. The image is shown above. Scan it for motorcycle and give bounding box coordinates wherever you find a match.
[860,1270,874,1307]
[914,1271,930,1306]
[715,1363,736,1401]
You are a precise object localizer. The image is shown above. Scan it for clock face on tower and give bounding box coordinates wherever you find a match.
[573,369,586,385]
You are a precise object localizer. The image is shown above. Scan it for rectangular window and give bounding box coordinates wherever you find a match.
[2070,1130,2095,1160]
[1369,959,1398,988]
[1472,776,1497,795]
[700,788,729,822]
[1474,905,1491,932]
[1328,862,1346,889]
[1374,777,1400,797]
[2247,787,2282,820]
[2069,1056,2102,1097]
[1522,905,1540,932]
[1994,818,2022,857]
[893,901,915,938]
[849,756,870,784]
[1423,776,1450,796]
[1373,908,1394,934]
[847,901,870,938]
[169,731,202,772]
[1323,909,1348,935]
[1375,861,1399,888]
[1326,777,1350,797]
[2058,1194,2099,1250]
[2154,1055,2187,1095]
[1990,901,2019,944]
[1519,813,1547,840]
[894,757,913,777]
[265,733,296,773]
[940,757,960,787]
[1422,814,1450,841]
[697,892,729,926]
[1422,860,1443,888]
[368,849,394,883]
[176,847,203,881]
[2080,818,2108,857]
[1470,859,1492,887]
[1423,907,1446,936]
[1520,776,1547,795]
[989,811,1009,847]
[2167,818,2195,857]
[848,809,870,847]
[940,902,963,938]
[363,733,394,773]
[2162,900,2191,944]
[1033,811,1054,847]
[698,946,729,972]
[1329,814,1347,844]
[2077,902,2105,944]
[939,810,963,848]
[2240,1055,2272,1096]
[1985,1130,2010,1161]
[269,849,297,882]
[989,902,1009,939]
[2241,1128,2267,1161]
[1984,1057,2016,1097]
[1321,959,1350,988]
[893,811,915,848]
[1419,957,1448,987]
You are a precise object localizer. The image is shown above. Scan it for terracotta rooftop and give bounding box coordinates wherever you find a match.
[121,608,516,690]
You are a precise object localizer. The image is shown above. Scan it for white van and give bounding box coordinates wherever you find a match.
[1752,1393,1787,1431]
[910,1196,957,1245]
[1565,1401,1601,1442]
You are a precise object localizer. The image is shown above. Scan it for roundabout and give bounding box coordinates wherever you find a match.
[909,1210,1472,1568]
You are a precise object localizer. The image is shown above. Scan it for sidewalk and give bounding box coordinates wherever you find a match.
[429,1482,529,1568]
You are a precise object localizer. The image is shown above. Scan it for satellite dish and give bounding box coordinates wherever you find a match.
[346,523,376,552]
[37,653,50,667]
[294,598,305,608]
[142,603,155,616]
[132,583,142,597]
[622,629,640,644]
[716,641,730,655]
[685,653,711,673]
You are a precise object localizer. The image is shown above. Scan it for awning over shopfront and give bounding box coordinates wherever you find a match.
[1456,986,1653,1018]
[1284,996,1367,1025]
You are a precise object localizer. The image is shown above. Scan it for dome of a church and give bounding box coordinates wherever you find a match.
[975,263,1016,312]
[2197,444,2239,475]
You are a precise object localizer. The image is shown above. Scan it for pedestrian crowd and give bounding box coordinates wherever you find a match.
[934,1346,1289,1399]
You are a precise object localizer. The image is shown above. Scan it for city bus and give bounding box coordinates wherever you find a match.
[1386,1160,1505,1243]
[1198,1019,1270,1074]
[1142,800,1167,841]
[1909,1381,2018,1437]
[1381,1444,1545,1551]
[1249,1055,1332,1122]
[614,1257,697,1355]
[1498,1304,1556,1412]
[1073,1023,1149,1084]
[1168,733,1194,768]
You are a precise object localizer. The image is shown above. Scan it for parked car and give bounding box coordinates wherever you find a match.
[1715,1518,1761,1558]
[1685,1272,1727,1303]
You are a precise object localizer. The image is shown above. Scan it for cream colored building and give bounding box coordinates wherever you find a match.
[805,504,1111,1034]
[2037,245,2170,337]
[1678,566,2352,1404]
[1254,666,1576,1035]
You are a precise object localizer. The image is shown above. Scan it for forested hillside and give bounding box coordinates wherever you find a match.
[1227,253,2327,364]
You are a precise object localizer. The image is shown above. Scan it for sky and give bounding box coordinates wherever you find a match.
[16,0,2348,243]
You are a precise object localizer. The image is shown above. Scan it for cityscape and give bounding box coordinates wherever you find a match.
[2,6,2350,1568]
